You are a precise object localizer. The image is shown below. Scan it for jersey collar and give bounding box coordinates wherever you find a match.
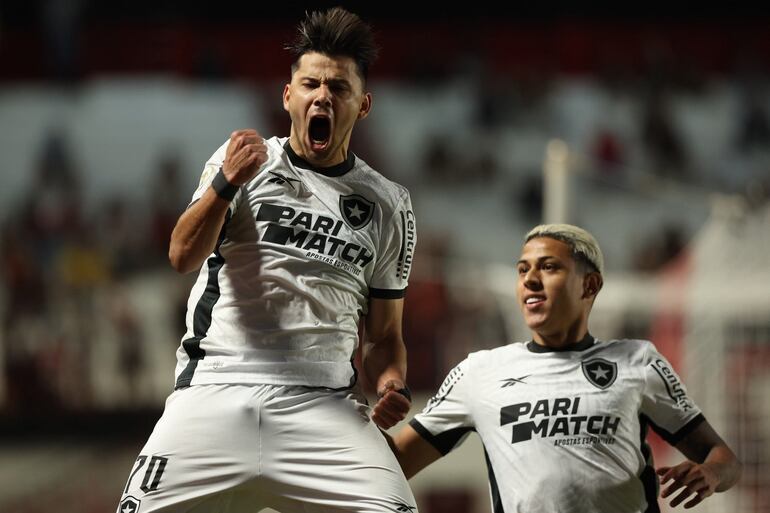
[284,140,355,177]
[527,334,596,353]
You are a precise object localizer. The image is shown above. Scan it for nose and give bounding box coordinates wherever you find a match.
[522,268,542,291]
[313,84,332,108]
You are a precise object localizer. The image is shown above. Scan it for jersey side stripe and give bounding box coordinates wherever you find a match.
[483,447,506,513]
[175,214,231,388]
[639,415,661,513]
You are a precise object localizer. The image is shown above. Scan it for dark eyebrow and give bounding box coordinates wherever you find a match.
[300,76,351,88]
[326,78,352,88]
[516,256,559,266]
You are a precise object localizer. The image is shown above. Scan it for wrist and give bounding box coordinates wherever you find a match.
[211,167,239,201]
[377,380,411,402]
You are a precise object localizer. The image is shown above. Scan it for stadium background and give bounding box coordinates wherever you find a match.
[0,2,768,512]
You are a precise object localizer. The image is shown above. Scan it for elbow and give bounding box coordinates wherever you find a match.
[168,243,200,274]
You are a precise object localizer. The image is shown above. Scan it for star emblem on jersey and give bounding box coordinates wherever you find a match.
[582,358,617,390]
[119,496,141,513]
[501,375,530,387]
[339,194,375,230]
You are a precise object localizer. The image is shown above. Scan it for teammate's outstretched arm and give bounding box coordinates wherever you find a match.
[384,424,443,479]
[657,420,741,509]
[363,297,411,429]
[169,129,268,273]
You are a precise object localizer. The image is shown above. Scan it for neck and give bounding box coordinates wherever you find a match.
[532,319,589,350]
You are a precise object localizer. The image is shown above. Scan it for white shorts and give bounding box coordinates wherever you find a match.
[117,384,417,513]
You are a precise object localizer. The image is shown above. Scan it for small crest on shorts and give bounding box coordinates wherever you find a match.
[339,194,375,230]
[582,358,617,390]
[119,496,141,513]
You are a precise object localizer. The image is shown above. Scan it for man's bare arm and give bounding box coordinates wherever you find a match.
[385,424,443,479]
[657,420,741,509]
[168,129,268,273]
[363,297,410,429]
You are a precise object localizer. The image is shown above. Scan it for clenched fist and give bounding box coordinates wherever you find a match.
[222,129,269,185]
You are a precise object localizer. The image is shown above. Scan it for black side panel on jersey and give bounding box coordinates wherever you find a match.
[175,213,231,389]
[409,419,473,456]
[483,447,506,513]
[639,416,661,513]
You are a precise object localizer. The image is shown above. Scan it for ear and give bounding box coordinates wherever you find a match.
[357,92,372,120]
[282,83,291,112]
[582,272,603,300]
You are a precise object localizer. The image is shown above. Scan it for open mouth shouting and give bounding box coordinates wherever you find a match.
[308,115,332,152]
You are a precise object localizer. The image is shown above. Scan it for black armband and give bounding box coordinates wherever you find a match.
[211,167,239,201]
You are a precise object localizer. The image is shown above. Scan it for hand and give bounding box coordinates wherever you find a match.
[657,460,721,509]
[371,380,411,430]
[222,129,269,185]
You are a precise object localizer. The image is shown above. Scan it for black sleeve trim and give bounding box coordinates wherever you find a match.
[409,418,473,456]
[646,413,706,446]
[369,287,407,299]
[668,413,707,446]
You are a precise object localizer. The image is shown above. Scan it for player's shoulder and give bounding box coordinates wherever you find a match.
[466,341,528,369]
[591,337,656,364]
[351,154,412,208]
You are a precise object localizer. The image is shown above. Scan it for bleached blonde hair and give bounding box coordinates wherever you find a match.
[525,224,604,274]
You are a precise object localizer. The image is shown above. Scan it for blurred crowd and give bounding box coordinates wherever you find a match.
[1,6,770,418]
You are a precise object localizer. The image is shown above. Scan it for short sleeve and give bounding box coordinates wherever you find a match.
[641,344,704,445]
[410,359,474,455]
[368,190,416,299]
[189,139,242,214]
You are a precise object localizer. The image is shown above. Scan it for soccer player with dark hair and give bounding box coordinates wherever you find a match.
[117,8,418,512]
[388,224,740,512]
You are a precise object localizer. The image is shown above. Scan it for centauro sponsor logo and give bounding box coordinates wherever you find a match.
[651,358,694,411]
[396,210,415,280]
[257,204,374,272]
[500,397,621,445]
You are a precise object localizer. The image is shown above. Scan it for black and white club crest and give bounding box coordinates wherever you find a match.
[339,194,375,230]
[581,358,617,390]
[119,496,141,513]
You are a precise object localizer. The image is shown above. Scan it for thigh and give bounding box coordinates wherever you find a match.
[117,385,266,513]
[260,387,418,513]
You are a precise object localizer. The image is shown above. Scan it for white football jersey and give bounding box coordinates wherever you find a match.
[411,336,704,513]
[174,136,416,389]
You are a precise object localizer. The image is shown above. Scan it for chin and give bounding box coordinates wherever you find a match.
[523,313,547,329]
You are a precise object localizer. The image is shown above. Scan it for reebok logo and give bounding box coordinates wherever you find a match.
[501,375,530,387]
[267,171,301,190]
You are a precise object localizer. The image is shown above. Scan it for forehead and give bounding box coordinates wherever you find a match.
[293,52,362,84]
[519,236,573,262]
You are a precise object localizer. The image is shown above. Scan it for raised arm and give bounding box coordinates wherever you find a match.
[363,297,411,429]
[168,129,268,273]
[657,420,741,509]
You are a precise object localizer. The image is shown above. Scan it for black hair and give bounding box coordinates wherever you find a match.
[286,7,379,82]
